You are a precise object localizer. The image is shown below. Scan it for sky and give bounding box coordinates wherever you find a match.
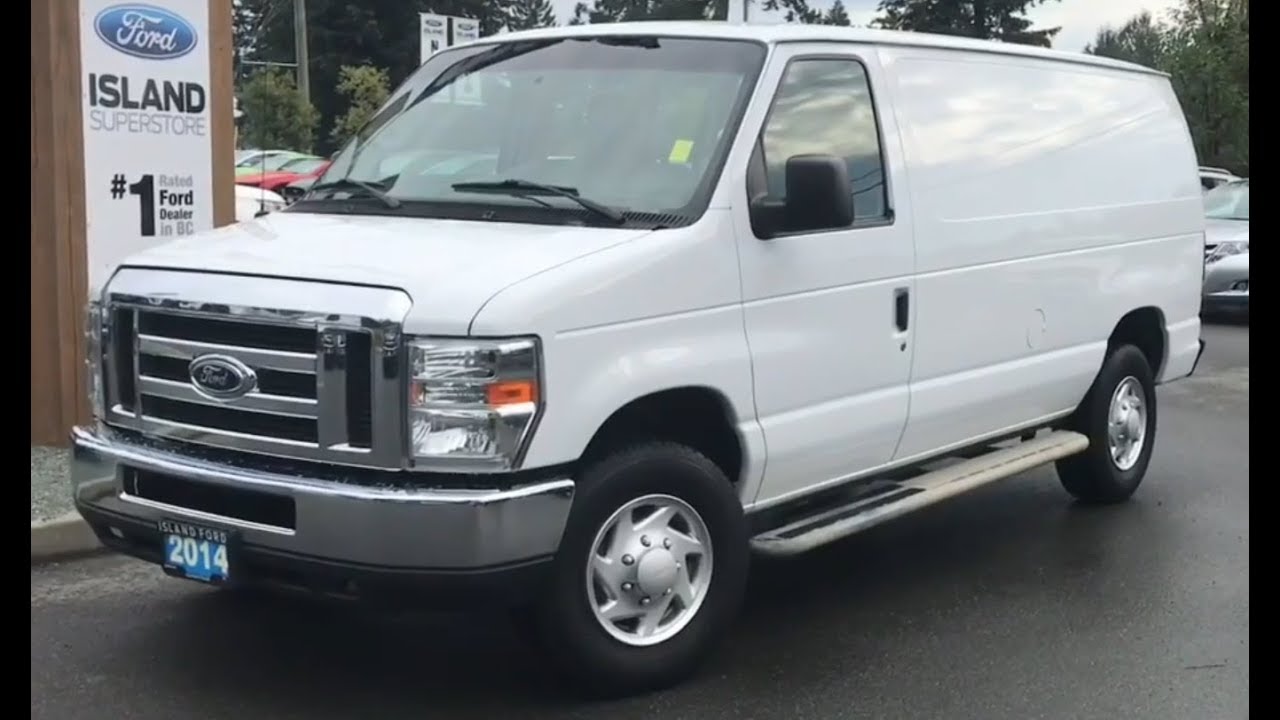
[547,0,1183,52]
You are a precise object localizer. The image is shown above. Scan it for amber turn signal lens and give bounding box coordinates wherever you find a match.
[486,380,538,406]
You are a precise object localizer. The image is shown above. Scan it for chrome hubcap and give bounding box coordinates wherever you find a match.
[585,494,713,647]
[1107,376,1148,471]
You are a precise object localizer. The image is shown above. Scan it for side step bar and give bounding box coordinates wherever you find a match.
[750,430,1089,557]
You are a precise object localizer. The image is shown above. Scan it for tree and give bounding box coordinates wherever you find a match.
[1084,11,1167,68]
[570,0,731,23]
[872,0,1062,47]
[237,67,320,151]
[763,0,823,23]
[329,65,392,147]
[506,0,556,29]
[238,0,513,154]
[1085,0,1248,175]
[1162,0,1249,174]
[824,0,852,26]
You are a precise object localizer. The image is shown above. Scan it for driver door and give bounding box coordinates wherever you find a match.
[734,44,918,507]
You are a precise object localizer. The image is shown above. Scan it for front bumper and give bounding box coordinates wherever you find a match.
[71,426,574,605]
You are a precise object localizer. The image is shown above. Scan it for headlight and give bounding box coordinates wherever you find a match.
[1207,240,1247,263]
[85,300,105,418]
[407,337,541,470]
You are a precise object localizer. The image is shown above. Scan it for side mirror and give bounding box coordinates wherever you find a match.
[749,154,854,239]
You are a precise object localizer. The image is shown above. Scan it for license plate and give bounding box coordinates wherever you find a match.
[159,519,233,583]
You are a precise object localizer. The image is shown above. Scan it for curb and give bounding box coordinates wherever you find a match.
[31,511,103,565]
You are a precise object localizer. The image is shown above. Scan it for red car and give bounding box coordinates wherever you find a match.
[236,157,332,193]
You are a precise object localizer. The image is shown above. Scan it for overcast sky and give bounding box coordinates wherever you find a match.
[547,0,1183,52]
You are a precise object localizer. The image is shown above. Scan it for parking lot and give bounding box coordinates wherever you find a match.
[31,323,1248,720]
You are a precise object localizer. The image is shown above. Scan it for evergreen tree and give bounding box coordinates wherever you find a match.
[823,0,852,26]
[873,0,1062,47]
[506,0,557,30]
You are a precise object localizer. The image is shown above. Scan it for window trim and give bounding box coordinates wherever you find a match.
[747,52,896,240]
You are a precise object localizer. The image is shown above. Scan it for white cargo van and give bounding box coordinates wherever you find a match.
[74,22,1206,694]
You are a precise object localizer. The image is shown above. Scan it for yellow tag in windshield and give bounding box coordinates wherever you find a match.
[668,139,695,164]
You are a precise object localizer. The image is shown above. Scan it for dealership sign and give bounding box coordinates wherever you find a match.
[79,0,212,289]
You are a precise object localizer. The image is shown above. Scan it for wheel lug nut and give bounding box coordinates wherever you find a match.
[621,582,634,591]
[640,596,651,606]
[640,535,651,547]
[622,554,635,566]
[663,538,672,549]
[664,588,672,595]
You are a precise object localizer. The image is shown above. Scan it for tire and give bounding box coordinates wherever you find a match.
[1056,344,1158,504]
[531,441,749,697]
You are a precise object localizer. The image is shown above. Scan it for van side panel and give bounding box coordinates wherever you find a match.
[878,47,1203,460]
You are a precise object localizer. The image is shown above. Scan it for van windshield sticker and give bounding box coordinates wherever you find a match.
[668,139,695,164]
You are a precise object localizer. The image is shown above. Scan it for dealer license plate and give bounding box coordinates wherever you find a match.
[159,519,232,583]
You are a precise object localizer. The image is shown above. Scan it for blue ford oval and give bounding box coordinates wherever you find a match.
[94,4,198,60]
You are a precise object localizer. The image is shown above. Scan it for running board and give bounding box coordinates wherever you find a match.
[750,430,1089,557]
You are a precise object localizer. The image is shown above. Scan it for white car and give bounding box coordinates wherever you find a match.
[233,185,286,222]
[1199,165,1241,192]
[1203,178,1248,261]
[74,23,1204,695]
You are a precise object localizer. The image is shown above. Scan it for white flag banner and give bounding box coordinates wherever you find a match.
[451,18,483,105]
[419,13,448,65]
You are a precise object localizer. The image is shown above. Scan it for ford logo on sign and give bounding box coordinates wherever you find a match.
[188,355,256,400]
[94,4,198,60]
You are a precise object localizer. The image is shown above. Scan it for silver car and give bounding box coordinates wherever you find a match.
[1202,179,1248,316]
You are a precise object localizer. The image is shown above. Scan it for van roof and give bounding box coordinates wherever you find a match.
[492,21,1167,78]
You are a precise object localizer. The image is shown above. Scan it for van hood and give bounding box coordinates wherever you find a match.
[119,211,651,335]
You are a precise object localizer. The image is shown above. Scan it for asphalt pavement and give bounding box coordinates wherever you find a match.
[31,322,1249,720]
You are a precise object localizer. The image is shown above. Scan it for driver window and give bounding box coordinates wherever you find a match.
[759,58,889,222]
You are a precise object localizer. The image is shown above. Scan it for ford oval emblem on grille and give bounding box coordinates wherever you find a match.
[188,355,257,400]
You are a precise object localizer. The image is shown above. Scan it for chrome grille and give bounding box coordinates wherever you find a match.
[101,269,411,469]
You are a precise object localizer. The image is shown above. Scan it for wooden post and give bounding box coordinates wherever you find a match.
[210,0,235,227]
[30,0,237,446]
[31,0,88,447]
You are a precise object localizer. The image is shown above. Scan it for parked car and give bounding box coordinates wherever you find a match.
[1203,178,1248,261]
[235,150,317,177]
[280,175,317,204]
[233,184,286,222]
[75,23,1205,695]
[1202,251,1248,317]
[1199,165,1241,192]
[237,157,333,194]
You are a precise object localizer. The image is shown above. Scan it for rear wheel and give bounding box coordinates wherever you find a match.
[1056,344,1158,504]
[530,441,749,696]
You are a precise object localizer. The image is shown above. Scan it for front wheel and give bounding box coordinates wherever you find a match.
[531,442,749,696]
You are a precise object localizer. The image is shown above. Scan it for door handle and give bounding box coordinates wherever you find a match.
[894,287,910,332]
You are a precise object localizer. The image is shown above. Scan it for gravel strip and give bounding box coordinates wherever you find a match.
[31,447,71,523]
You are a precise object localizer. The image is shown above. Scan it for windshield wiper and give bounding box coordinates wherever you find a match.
[451,179,625,224]
[306,178,401,208]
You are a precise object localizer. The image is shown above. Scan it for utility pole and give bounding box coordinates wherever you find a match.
[293,0,310,104]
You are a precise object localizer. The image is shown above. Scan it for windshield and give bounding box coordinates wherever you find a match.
[302,36,766,227]
[1204,180,1249,221]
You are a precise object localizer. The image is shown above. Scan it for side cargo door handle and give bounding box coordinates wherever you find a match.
[894,287,910,332]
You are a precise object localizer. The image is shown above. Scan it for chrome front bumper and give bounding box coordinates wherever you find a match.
[71,426,575,572]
